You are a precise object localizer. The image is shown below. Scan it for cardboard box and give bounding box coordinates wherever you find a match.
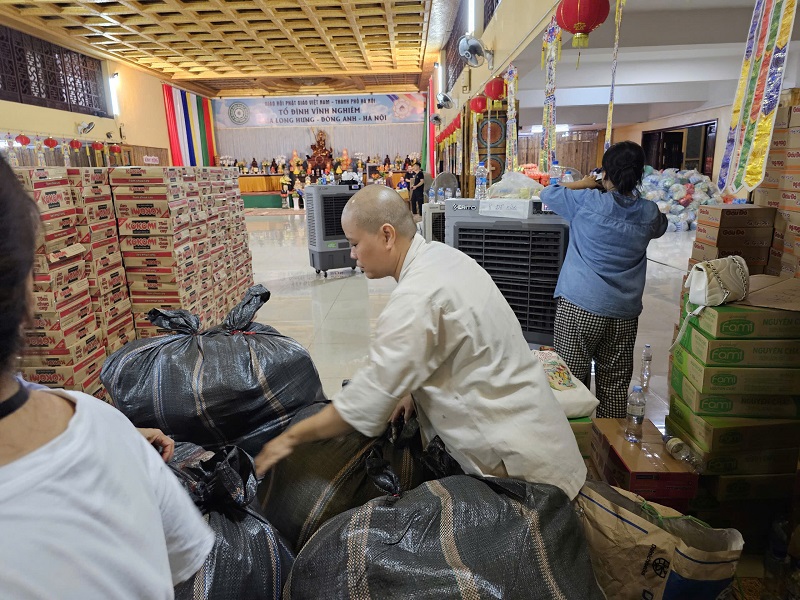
[70,186,114,211]
[570,417,592,458]
[19,347,105,389]
[111,184,184,202]
[780,173,800,193]
[76,222,118,245]
[32,257,85,291]
[86,251,123,280]
[787,107,800,128]
[690,241,770,266]
[762,170,781,189]
[672,344,800,395]
[114,196,189,219]
[75,197,115,225]
[697,205,776,228]
[590,418,699,500]
[710,473,797,502]
[103,311,134,339]
[31,186,73,212]
[787,148,800,169]
[22,328,105,367]
[694,223,774,248]
[752,188,782,207]
[682,296,800,339]
[136,326,177,339]
[665,416,799,475]
[32,278,89,313]
[30,293,93,331]
[95,297,132,330]
[119,235,191,254]
[14,167,69,190]
[108,167,181,185]
[67,167,108,187]
[90,263,127,297]
[772,128,789,150]
[677,322,800,367]
[776,106,791,129]
[782,190,800,211]
[669,395,800,452]
[767,151,787,171]
[32,243,85,275]
[24,313,97,352]
[39,206,78,233]
[35,227,79,255]
[117,215,192,237]
[92,286,129,314]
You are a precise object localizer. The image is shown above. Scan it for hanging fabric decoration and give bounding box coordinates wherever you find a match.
[540,16,561,173]
[6,133,19,167]
[34,137,46,167]
[162,83,218,166]
[469,96,485,174]
[505,64,519,173]
[718,0,796,192]
[61,139,71,167]
[604,0,627,151]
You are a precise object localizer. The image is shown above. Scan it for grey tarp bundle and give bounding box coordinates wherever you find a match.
[169,442,294,600]
[258,402,430,553]
[101,285,325,456]
[284,475,605,600]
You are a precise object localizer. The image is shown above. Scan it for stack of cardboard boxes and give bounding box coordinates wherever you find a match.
[668,297,800,550]
[692,205,776,274]
[68,167,135,361]
[753,105,800,278]
[17,167,107,398]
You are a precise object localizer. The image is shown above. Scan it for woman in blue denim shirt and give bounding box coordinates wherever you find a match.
[539,141,667,417]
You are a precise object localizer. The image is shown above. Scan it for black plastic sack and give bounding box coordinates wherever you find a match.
[169,443,294,600]
[257,402,429,553]
[285,475,604,600]
[101,285,325,455]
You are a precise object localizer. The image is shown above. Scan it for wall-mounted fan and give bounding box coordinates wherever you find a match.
[77,121,95,135]
[436,92,455,110]
[458,35,494,70]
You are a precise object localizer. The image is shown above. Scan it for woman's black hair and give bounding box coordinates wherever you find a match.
[0,155,40,374]
[602,140,646,197]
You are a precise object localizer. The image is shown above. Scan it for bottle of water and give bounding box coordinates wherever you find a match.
[455,187,462,198]
[662,434,702,472]
[444,187,453,200]
[437,187,445,204]
[475,161,488,201]
[624,386,646,443]
[641,344,652,393]
[428,188,436,204]
[561,169,574,183]
[548,160,561,186]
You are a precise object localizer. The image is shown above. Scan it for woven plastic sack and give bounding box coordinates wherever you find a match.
[101,285,325,455]
[169,443,294,600]
[258,402,430,553]
[285,475,604,599]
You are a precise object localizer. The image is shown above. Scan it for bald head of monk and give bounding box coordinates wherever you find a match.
[341,185,418,281]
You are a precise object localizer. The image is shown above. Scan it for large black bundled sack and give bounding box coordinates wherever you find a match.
[169,442,294,600]
[284,474,604,600]
[258,402,432,553]
[101,285,325,455]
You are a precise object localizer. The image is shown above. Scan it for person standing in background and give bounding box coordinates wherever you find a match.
[409,163,425,216]
[539,141,667,418]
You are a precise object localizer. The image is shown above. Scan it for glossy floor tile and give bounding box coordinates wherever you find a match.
[247,214,694,415]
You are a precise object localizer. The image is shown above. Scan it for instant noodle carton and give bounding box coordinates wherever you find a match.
[697,205,776,228]
[22,328,105,367]
[108,166,181,185]
[67,167,108,187]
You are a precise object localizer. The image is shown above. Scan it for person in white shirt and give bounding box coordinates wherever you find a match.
[0,155,214,600]
[256,185,586,500]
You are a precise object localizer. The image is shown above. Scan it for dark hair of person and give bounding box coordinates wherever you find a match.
[0,155,40,374]
[602,141,646,196]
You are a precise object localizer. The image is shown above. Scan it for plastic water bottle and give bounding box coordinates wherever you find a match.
[662,434,702,472]
[444,187,453,199]
[428,188,435,204]
[437,187,445,204]
[475,161,488,201]
[455,187,461,198]
[624,386,646,443]
[561,169,574,183]
[640,344,652,393]
[548,160,561,186]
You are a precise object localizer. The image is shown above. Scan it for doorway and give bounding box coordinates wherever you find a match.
[641,121,717,177]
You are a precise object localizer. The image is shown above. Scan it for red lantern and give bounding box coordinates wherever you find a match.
[15,134,30,146]
[43,137,58,149]
[485,77,506,101]
[556,0,610,48]
[69,139,82,150]
[91,141,104,151]
[470,95,487,113]
[109,144,122,154]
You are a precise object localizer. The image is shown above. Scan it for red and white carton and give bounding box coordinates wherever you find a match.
[14,167,69,190]
[111,184,184,203]
[39,206,78,233]
[19,346,106,389]
[126,264,197,284]
[79,368,105,395]
[86,251,123,280]
[117,214,192,237]
[33,279,90,313]
[70,185,113,206]
[33,243,85,275]
[104,312,135,345]
[119,236,194,255]
[82,235,120,261]
[33,259,86,292]
[95,296,132,331]
[76,222,118,245]
[75,196,115,225]
[22,328,106,367]
[92,286,130,314]
[89,263,127,297]
[31,186,73,212]
[67,167,108,187]
[114,196,189,219]
[31,293,93,331]
[108,166,181,185]
[190,223,208,241]
[130,300,183,315]
[136,327,177,340]
[107,324,136,354]
[24,312,97,352]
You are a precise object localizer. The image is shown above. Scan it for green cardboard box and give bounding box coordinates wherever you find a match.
[711,473,797,502]
[670,367,800,418]
[569,417,592,458]
[664,416,800,475]
[671,345,800,395]
[668,394,800,452]
[680,294,800,339]
[678,321,800,367]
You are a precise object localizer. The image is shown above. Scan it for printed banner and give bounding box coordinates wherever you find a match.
[213,93,427,128]
[162,84,217,167]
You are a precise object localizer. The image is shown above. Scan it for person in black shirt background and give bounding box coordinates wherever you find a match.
[409,163,425,216]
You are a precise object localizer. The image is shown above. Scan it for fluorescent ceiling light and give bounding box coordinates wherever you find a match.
[468,0,475,34]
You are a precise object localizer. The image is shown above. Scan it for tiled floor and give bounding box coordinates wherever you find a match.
[246,213,695,421]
